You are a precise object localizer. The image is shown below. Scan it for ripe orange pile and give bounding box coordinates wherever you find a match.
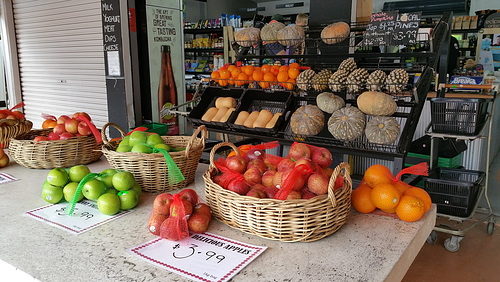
[210,63,300,90]
[351,164,432,222]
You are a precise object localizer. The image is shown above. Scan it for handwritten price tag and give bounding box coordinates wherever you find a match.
[128,233,267,282]
[26,199,133,234]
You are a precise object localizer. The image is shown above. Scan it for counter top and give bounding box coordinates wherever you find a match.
[0,157,436,282]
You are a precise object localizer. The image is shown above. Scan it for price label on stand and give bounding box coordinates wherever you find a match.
[26,199,133,234]
[128,233,267,282]
[0,173,17,184]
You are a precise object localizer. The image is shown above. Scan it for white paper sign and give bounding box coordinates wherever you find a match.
[26,199,133,234]
[127,233,267,282]
[0,173,17,184]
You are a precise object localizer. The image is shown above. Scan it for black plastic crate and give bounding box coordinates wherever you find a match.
[423,167,485,218]
[228,89,294,135]
[430,98,489,136]
[187,87,244,130]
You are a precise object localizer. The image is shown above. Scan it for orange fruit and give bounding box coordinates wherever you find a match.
[219,69,231,79]
[279,65,289,73]
[236,73,248,86]
[211,71,220,80]
[218,79,228,86]
[244,65,254,76]
[259,80,270,89]
[370,183,401,210]
[42,119,56,129]
[283,78,295,90]
[364,164,394,188]
[393,180,410,194]
[381,206,397,214]
[263,72,276,85]
[228,77,235,85]
[231,68,242,78]
[288,67,300,79]
[396,195,426,222]
[277,71,289,82]
[289,62,299,69]
[253,70,264,82]
[404,187,432,213]
[261,64,271,73]
[351,183,376,214]
[227,64,236,73]
[270,65,280,75]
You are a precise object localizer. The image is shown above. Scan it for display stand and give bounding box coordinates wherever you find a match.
[424,83,498,252]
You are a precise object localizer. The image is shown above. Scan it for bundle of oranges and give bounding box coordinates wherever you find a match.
[351,164,432,222]
[210,63,301,90]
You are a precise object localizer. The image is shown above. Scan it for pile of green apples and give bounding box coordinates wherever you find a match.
[41,165,141,215]
[115,131,173,153]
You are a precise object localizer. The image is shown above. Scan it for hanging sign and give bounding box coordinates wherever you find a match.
[276,2,304,9]
[392,12,422,45]
[26,200,133,234]
[127,232,267,282]
[363,11,398,46]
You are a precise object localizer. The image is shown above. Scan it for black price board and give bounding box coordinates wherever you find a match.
[393,12,421,45]
[363,11,398,46]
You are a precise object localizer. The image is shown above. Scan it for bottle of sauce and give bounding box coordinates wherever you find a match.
[158,45,179,135]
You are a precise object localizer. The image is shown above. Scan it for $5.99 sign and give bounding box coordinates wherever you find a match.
[26,199,133,234]
[128,232,267,282]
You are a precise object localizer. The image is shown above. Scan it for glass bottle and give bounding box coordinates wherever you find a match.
[158,45,179,135]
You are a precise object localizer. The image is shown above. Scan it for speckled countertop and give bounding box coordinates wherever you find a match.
[0,157,435,282]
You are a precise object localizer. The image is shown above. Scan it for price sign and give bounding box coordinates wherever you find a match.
[26,199,133,234]
[363,11,397,46]
[128,233,267,282]
[392,12,421,45]
[0,173,17,184]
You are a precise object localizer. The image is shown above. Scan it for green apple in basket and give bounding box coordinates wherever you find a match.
[128,131,148,147]
[116,144,132,152]
[46,168,69,187]
[42,181,64,204]
[154,143,171,152]
[146,133,165,147]
[131,144,154,154]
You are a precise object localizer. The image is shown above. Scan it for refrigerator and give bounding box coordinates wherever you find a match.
[134,0,185,132]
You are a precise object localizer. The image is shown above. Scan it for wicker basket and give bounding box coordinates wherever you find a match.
[8,128,103,169]
[203,142,353,242]
[0,119,33,148]
[101,123,208,194]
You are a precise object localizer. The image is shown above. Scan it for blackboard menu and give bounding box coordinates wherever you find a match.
[363,11,421,46]
[101,0,123,77]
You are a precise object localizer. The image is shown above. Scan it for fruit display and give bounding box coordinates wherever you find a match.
[233,109,278,129]
[365,116,401,145]
[357,91,398,116]
[366,70,387,91]
[290,105,325,136]
[316,92,345,114]
[114,130,184,153]
[41,165,142,215]
[328,69,349,92]
[310,69,332,92]
[295,69,315,91]
[346,68,369,93]
[320,21,350,45]
[351,163,432,222]
[148,189,212,241]
[338,58,357,74]
[210,142,343,200]
[327,107,366,141]
[35,112,95,141]
[201,97,236,123]
[234,27,260,47]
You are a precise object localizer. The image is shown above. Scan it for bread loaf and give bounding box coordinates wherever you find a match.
[243,111,260,128]
[265,113,282,128]
[234,111,250,125]
[201,107,218,122]
[253,110,273,128]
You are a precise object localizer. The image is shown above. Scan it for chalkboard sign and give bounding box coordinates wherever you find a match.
[392,12,421,45]
[363,11,398,46]
[102,0,123,77]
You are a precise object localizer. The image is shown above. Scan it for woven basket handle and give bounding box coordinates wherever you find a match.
[185,125,208,158]
[208,141,240,170]
[327,162,352,208]
[101,122,126,145]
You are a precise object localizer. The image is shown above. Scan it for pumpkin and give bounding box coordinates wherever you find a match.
[357,91,397,116]
[365,116,400,144]
[260,22,285,43]
[235,27,261,47]
[277,24,305,47]
[290,105,325,136]
[328,107,366,141]
[316,92,345,114]
[321,22,350,45]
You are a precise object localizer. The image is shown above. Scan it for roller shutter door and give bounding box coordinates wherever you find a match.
[12,0,108,129]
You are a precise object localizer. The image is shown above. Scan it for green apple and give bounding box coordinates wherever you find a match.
[130,181,142,197]
[104,187,119,195]
[116,144,132,152]
[112,171,136,191]
[42,182,64,204]
[146,133,165,147]
[118,190,139,210]
[97,193,121,215]
[82,179,106,200]
[128,131,148,147]
[131,144,153,154]
[154,143,171,152]
[68,165,91,183]
[98,168,118,188]
[119,135,130,146]
[63,182,84,202]
[46,168,69,187]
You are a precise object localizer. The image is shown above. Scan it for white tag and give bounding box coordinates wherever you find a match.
[25,199,133,234]
[0,173,17,184]
[127,232,267,282]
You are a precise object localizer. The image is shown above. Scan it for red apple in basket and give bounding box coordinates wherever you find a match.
[334,173,345,190]
[243,167,262,186]
[225,156,246,174]
[282,169,307,191]
[48,132,60,141]
[246,189,267,199]
[33,136,50,142]
[302,190,317,199]
[294,158,313,169]
[264,187,279,199]
[73,112,91,121]
[179,189,199,207]
[312,147,333,168]
[57,115,71,124]
[53,124,66,135]
[307,173,330,195]
[77,121,92,136]
[153,193,174,216]
[278,158,295,171]
[246,159,267,174]
[227,179,249,195]
[287,143,311,161]
[250,184,267,191]
[59,132,74,140]
[148,213,168,236]
[286,190,302,200]
[261,170,276,188]
[65,118,79,134]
